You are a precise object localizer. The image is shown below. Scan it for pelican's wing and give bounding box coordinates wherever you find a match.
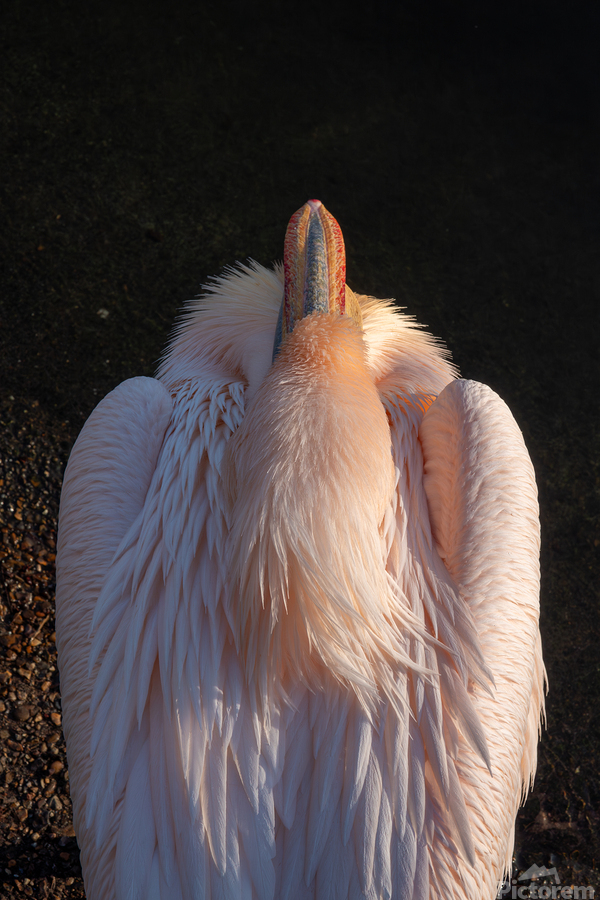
[59,374,249,900]
[380,387,495,900]
[419,378,544,894]
[56,376,173,898]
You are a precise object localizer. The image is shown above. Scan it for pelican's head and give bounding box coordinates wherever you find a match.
[272,199,363,360]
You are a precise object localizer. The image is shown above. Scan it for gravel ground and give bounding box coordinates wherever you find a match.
[0,398,80,898]
[1,0,599,897]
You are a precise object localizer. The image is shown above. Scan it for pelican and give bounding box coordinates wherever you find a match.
[56,200,545,900]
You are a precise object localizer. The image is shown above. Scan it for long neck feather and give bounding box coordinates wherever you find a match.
[224,313,428,716]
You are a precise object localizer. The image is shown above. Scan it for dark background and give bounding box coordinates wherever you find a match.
[1,0,599,895]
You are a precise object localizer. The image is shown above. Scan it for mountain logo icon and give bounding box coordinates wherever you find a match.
[519,864,561,885]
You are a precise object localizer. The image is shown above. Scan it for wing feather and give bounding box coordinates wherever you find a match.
[237,761,277,900]
[373,764,393,900]
[314,794,353,900]
[383,684,409,840]
[342,706,372,842]
[115,741,162,900]
[150,689,178,888]
[279,767,311,900]
[230,695,261,814]
[278,694,312,828]
[352,747,382,892]
[419,378,543,893]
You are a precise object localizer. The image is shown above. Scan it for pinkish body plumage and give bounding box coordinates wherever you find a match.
[56,202,544,900]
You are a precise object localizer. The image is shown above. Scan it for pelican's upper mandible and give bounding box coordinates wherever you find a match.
[273,199,363,359]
